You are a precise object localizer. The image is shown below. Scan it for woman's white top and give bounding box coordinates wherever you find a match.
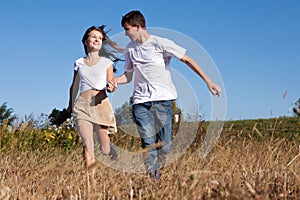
[74,57,113,93]
[124,35,186,104]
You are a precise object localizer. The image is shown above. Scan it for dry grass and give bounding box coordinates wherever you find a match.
[1,117,300,199]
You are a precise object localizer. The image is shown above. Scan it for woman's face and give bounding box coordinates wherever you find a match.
[85,30,103,52]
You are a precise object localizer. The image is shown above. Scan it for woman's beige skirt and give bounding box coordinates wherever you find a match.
[73,96,117,134]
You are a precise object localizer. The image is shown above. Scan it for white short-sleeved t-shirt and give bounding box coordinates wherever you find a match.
[74,57,113,93]
[124,35,186,104]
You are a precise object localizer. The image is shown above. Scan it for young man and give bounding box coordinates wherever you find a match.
[112,10,221,180]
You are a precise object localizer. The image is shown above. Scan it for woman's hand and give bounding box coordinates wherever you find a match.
[106,81,117,93]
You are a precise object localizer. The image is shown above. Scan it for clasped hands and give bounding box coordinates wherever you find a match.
[106,79,118,93]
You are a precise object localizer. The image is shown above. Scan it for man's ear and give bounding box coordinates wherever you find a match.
[136,24,141,30]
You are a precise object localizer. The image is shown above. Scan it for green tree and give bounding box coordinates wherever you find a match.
[114,101,134,126]
[48,108,71,127]
[0,102,17,126]
[293,98,300,117]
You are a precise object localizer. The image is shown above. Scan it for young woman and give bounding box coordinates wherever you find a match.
[67,25,118,175]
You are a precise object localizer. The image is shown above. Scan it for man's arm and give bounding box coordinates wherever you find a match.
[180,55,221,96]
[108,71,133,92]
[116,71,133,84]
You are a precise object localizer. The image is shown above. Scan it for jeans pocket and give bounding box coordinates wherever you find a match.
[159,100,173,108]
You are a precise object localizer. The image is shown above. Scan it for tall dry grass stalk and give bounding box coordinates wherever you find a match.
[0,117,300,199]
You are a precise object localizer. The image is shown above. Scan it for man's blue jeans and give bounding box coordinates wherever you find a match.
[132,100,173,176]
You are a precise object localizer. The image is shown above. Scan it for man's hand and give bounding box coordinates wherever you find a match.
[106,79,118,93]
[207,81,221,97]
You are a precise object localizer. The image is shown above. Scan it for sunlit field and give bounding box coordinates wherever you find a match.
[1,117,300,199]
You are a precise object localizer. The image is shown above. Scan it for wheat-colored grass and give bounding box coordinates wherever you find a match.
[1,117,300,199]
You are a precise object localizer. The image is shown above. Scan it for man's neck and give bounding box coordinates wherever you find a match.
[137,30,150,43]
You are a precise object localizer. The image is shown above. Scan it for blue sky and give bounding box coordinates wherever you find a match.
[0,0,299,120]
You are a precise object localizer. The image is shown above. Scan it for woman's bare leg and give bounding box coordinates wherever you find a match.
[76,120,96,174]
[95,124,110,155]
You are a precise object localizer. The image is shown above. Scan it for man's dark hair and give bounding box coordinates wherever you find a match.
[121,10,146,28]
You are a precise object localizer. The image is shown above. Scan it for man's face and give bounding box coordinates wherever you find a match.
[123,22,138,41]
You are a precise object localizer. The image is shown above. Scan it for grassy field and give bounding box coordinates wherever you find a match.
[1,117,300,199]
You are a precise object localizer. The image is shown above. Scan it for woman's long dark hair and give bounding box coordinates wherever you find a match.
[81,25,124,72]
[81,25,107,55]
